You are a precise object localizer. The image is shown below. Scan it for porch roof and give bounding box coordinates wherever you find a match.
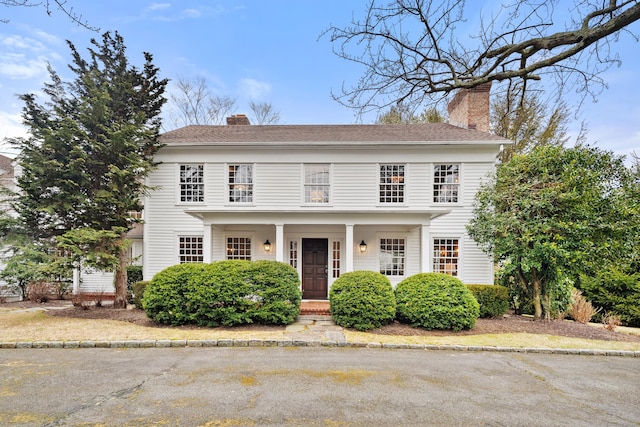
[183,208,451,225]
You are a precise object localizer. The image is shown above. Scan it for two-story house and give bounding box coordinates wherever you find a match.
[144,84,507,299]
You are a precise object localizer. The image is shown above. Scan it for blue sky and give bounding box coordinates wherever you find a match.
[0,1,638,160]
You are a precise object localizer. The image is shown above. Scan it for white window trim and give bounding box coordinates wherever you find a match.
[301,163,333,206]
[225,163,256,206]
[432,236,462,278]
[176,163,205,205]
[432,163,462,205]
[176,234,204,264]
[377,163,408,207]
[376,233,408,278]
[223,233,256,260]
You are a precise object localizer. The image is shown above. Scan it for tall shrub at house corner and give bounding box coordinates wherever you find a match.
[396,273,479,331]
[143,263,208,325]
[8,31,168,309]
[329,270,396,331]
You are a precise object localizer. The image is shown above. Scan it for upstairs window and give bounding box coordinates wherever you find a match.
[228,164,253,203]
[180,164,204,203]
[433,164,459,203]
[379,164,405,203]
[304,164,330,204]
[433,238,459,276]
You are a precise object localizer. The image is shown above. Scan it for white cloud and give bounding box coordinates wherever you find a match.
[0,110,28,141]
[238,78,272,100]
[0,54,49,79]
[182,9,201,18]
[147,3,171,11]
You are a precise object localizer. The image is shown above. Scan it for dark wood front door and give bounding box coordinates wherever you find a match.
[302,238,328,300]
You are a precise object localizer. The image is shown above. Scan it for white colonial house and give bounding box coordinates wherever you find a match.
[143,85,508,299]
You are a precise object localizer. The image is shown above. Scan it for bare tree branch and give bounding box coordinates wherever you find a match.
[249,100,280,125]
[1,0,98,30]
[168,76,238,127]
[324,0,640,115]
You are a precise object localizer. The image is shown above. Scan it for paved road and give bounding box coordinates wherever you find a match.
[1,347,638,426]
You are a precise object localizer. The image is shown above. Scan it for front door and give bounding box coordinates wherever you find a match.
[302,238,328,299]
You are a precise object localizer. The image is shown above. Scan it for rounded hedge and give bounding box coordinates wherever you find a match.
[143,260,301,327]
[329,270,396,331]
[395,273,479,331]
[143,263,208,326]
[466,284,510,318]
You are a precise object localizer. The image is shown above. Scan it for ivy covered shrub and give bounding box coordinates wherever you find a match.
[143,263,208,325]
[143,260,301,327]
[395,273,479,331]
[329,270,396,331]
[466,284,509,318]
[132,281,150,309]
[580,268,640,327]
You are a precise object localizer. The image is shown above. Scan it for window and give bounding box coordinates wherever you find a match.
[180,164,204,203]
[226,237,251,260]
[433,238,459,276]
[379,164,405,203]
[379,238,405,276]
[228,164,253,203]
[332,241,341,279]
[179,236,203,263]
[433,164,459,203]
[304,164,330,204]
[289,240,298,269]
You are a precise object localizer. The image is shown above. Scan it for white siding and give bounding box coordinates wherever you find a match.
[144,143,500,283]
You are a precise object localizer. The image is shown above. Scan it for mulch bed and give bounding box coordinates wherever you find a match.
[6,300,640,343]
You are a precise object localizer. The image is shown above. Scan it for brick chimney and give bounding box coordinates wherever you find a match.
[226,114,251,125]
[447,82,491,133]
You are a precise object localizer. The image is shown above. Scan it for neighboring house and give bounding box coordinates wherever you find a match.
[144,84,508,299]
[0,154,17,301]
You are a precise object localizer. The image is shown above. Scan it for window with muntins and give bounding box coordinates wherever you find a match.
[433,164,459,203]
[289,240,298,269]
[433,238,459,276]
[228,164,253,203]
[179,236,203,263]
[379,238,405,276]
[180,164,204,203]
[379,164,405,203]
[226,237,251,260]
[332,241,341,278]
[304,164,330,204]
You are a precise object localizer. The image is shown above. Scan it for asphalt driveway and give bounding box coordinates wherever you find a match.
[1,347,638,426]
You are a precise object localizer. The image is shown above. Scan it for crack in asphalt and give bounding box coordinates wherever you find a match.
[41,362,179,427]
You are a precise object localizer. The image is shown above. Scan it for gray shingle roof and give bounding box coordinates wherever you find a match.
[160,123,508,145]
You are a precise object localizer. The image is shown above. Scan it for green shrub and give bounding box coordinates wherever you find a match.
[143,260,301,327]
[580,268,640,327]
[467,284,509,318]
[244,260,301,325]
[395,273,479,331]
[329,270,396,331]
[126,265,143,304]
[143,263,208,325]
[132,281,149,309]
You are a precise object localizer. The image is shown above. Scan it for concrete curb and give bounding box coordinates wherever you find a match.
[1,339,639,356]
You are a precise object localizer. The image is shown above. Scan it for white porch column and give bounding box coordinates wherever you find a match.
[345,223,354,272]
[203,224,212,263]
[275,224,284,262]
[421,224,431,272]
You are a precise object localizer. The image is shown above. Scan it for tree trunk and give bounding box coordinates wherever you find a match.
[532,269,543,321]
[113,235,129,309]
